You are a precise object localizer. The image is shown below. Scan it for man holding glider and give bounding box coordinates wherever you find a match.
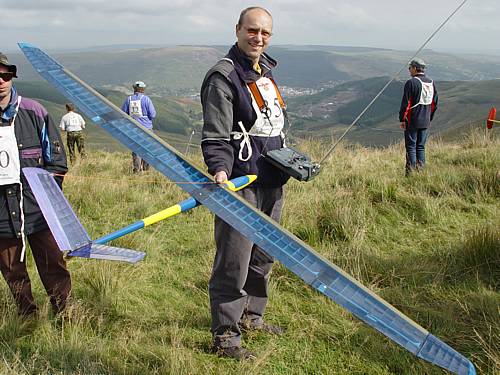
[201,6,289,360]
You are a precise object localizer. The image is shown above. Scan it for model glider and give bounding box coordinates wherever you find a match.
[487,107,497,129]
[24,167,255,257]
[19,43,475,375]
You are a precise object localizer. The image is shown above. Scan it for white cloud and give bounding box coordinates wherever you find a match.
[2,0,499,53]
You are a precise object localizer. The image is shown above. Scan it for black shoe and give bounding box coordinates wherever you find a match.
[213,345,256,360]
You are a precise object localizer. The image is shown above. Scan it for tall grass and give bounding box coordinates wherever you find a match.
[0,128,498,374]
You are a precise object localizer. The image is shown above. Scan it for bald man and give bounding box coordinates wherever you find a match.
[201,7,289,359]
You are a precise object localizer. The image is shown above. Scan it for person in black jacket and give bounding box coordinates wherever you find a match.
[0,52,71,316]
[201,7,287,360]
[399,58,438,176]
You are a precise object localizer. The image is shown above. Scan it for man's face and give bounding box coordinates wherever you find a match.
[0,65,13,100]
[236,9,273,63]
[408,66,417,77]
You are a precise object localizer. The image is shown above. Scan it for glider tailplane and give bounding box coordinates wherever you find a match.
[22,167,145,263]
[69,243,146,263]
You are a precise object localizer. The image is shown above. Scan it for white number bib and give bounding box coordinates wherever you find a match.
[129,98,143,117]
[0,96,21,185]
[68,114,79,126]
[248,77,285,137]
[411,77,434,108]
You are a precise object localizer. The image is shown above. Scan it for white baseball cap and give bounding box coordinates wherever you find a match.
[133,81,147,88]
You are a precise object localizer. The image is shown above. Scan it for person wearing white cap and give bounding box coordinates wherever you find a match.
[121,81,156,173]
[399,58,438,176]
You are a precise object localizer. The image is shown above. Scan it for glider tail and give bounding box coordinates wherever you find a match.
[22,167,145,263]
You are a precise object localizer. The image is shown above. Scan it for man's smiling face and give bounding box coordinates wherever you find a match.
[235,8,273,64]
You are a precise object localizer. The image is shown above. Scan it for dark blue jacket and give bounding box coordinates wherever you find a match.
[399,73,438,129]
[201,44,289,188]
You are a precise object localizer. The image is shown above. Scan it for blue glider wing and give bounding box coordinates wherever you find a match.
[23,167,145,264]
[19,43,475,375]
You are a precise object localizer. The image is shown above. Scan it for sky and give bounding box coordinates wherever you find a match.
[2,0,500,54]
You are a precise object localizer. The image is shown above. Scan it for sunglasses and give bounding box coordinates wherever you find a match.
[0,72,14,82]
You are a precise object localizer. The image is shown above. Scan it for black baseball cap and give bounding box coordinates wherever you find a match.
[0,53,18,78]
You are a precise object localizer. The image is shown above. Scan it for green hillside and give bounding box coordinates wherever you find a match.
[0,129,497,374]
[287,77,500,146]
[15,76,500,150]
[269,47,351,87]
[14,81,202,151]
[98,88,202,136]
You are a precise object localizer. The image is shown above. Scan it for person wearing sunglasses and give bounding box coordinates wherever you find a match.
[0,52,71,316]
[399,58,438,176]
[201,7,288,360]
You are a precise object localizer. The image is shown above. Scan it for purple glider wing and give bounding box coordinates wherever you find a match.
[69,243,146,263]
[23,167,89,252]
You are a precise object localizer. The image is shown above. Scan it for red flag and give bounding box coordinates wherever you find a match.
[487,107,496,129]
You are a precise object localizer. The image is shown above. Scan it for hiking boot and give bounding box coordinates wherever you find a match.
[213,345,257,360]
[254,322,285,335]
[240,319,285,335]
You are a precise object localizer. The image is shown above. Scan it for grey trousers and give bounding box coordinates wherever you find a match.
[209,186,284,348]
[132,152,150,173]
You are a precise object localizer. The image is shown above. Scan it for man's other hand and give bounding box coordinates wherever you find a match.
[400,122,407,130]
[214,171,228,184]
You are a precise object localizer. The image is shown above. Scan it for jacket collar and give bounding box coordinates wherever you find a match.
[1,87,19,123]
[227,43,277,82]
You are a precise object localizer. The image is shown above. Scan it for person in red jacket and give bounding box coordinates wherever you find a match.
[399,58,438,176]
[0,52,71,316]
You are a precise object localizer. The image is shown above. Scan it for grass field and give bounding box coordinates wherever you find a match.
[0,126,498,374]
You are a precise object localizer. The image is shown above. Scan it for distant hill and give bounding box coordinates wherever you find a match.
[8,45,500,95]
[14,81,202,151]
[10,46,221,96]
[286,77,500,146]
[14,76,499,149]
